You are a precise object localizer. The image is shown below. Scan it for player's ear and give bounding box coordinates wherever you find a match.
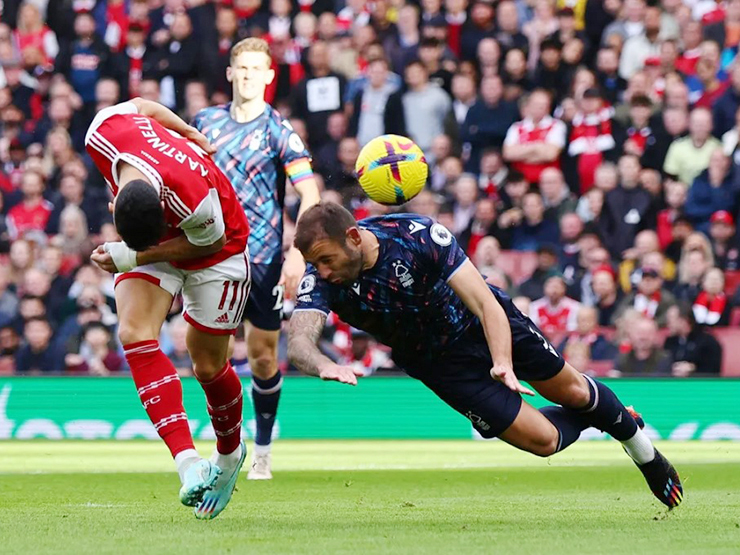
[226,65,233,83]
[265,68,276,86]
[346,227,362,247]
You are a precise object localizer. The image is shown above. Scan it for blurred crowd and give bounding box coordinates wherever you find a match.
[1,0,740,377]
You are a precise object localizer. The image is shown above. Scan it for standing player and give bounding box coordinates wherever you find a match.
[86,98,250,520]
[193,38,321,480]
[288,203,683,510]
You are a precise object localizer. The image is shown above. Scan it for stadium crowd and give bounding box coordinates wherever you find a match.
[0,0,739,377]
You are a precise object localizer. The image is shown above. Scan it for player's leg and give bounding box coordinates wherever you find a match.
[116,273,218,505]
[181,251,250,519]
[529,362,683,508]
[243,263,284,480]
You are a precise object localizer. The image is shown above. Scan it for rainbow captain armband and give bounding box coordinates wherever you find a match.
[285,158,315,186]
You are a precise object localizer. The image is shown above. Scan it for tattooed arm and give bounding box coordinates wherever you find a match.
[288,310,365,386]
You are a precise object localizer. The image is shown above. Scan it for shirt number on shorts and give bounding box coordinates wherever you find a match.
[219,280,241,311]
[272,285,285,311]
[528,326,558,357]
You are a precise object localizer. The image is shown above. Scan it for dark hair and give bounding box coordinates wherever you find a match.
[114,179,166,251]
[294,202,358,254]
[674,302,696,328]
[82,321,111,338]
[630,94,653,108]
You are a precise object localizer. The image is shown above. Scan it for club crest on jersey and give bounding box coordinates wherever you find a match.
[392,261,414,288]
[249,129,265,150]
[298,275,316,295]
[430,224,453,246]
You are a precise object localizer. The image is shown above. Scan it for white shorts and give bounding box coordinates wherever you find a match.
[114,250,251,335]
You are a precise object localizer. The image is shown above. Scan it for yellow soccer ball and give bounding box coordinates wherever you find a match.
[355,134,429,205]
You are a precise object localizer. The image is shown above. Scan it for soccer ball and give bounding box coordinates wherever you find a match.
[355,134,428,205]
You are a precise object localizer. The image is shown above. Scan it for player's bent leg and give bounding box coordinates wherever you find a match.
[116,277,217,506]
[246,323,281,480]
[498,401,560,457]
[187,325,247,520]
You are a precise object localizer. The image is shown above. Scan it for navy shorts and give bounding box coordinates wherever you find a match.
[243,263,284,331]
[398,287,565,438]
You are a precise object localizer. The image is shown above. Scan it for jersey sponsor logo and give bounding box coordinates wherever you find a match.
[351,282,361,295]
[288,133,305,153]
[197,218,215,229]
[297,294,312,303]
[465,411,490,431]
[392,261,414,288]
[133,116,208,177]
[249,129,264,151]
[430,223,453,246]
[408,221,426,234]
[298,275,316,295]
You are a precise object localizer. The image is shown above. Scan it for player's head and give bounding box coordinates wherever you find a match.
[114,179,166,252]
[294,202,364,285]
[228,37,275,103]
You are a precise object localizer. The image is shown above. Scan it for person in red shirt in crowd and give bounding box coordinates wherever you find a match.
[86,98,250,519]
[708,210,740,271]
[674,20,703,76]
[656,179,688,251]
[503,89,567,184]
[528,275,581,339]
[6,169,52,240]
[13,2,58,66]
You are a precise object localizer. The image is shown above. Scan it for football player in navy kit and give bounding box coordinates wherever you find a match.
[288,202,683,510]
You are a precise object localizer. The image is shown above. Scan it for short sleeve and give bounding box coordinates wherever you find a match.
[503,122,521,146]
[85,101,139,147]
[274,117,311,167]
[178,189,226,246]
[545,120,567,148]
[293,268,332,315]
[415,222,469,282]
[663,141,680,178]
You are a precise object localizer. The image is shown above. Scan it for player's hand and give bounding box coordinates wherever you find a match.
[184,126,217,155]
[490,363,535,396]
[279,248,306,300]
[90,245,118,274]
[318,363,365,386]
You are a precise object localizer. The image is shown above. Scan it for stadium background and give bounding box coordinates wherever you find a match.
[0,0,737,442]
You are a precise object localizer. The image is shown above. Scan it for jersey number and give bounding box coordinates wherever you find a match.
[272,285,285,311]
[219,280,241,311]
[528,326,558,357]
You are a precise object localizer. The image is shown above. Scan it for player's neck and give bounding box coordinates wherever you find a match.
[360,229,380,272]
[230,98,267,123]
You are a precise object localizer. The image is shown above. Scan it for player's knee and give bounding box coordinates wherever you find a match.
[528,435,559,458]
[117,323,157,347]
[250,353,277,379]
[191,356,224,381]
[562,380,592,410]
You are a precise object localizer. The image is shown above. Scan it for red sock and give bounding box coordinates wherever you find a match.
[198,361,243,454]
[124,340,195,458]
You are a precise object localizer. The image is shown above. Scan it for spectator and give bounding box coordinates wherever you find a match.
[614,315,671,375]
[518,244,561,301]
[52,205,93,266]
[0,325,20,374]
[600,154,656,259]
[616,95,659,169]
[714,64,740,140]
[154,12,200,112]
[14,2,58,66]
[15,317,61,373]
[450,174,479,236]
[595,47,627,106]
[504,89,566,185]
[619,230,677,294]
[692,55,730,110]
[460,0,496,63]
[314,112,348,181]
[592,264,623,327]
[451,72,477,127]
[348,57,404,146]
[6,170,53,240]
[532,39,569,100]
[558,212,584,275]
[494,0,528,55]
[8,238,35,289]
[692,268,730,326]
[684,149,736,233]
[401,59,452,163]
[663,107,721,186]
[613,266,677,327]
[476,149,508,200]
[460,75,519,173]
[109,22,157,101]
[602,0,647,47]
[341,328,393,376]
[66,322,125,375]
[529,275,581,338]
[0,264,18,327]
[674,248,711,304]
[618,5,663,80]
[539,167,577,221]
[507,191,559,252]
[501,47,532,102]
[458,197,504,257]
[656,179,687,251]
[709,210,740,271]
[46,173,105,236]
[558,306,618,362]
[664,304,722,376]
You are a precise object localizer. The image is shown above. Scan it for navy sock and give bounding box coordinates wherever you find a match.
[578,375,638,441]
[251,373,282,446]
[539,406,589,452]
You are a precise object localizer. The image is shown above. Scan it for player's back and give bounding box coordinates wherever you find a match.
[85,103,249,270]
[193,103,310,265]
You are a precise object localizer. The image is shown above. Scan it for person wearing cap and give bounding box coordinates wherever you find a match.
[709,210,740,271]
[618,5,663,79]
[684,148,735,234]
[612,266,677,327]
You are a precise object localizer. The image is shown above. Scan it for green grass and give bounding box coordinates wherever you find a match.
[1,441,739,554]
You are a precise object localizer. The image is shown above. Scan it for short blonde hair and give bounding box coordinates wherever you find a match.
[230,37,271,65]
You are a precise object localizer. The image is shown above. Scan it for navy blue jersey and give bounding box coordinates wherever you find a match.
[294,214,475,361]
[193,103,311,264]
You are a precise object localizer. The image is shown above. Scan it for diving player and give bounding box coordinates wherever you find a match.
[193,38,321,479]
[287,202,683,510]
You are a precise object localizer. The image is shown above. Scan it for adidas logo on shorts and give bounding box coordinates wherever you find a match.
[215,313,230,324]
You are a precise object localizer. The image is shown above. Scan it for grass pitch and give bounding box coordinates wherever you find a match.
[1,441,739,554]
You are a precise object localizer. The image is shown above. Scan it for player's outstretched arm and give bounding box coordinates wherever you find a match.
[449,260,534,396]
[288,310,364,386]
[129,97,216,155]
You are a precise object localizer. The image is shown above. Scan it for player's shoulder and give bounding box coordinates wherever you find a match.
[85,101,138,145]
[360,214,453,246]
[194,104,230,123]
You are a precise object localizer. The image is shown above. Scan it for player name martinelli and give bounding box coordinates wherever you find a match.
[133,116,209,177]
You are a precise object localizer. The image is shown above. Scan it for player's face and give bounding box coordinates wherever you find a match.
[228,51,275,102]
[304,236,363,285]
